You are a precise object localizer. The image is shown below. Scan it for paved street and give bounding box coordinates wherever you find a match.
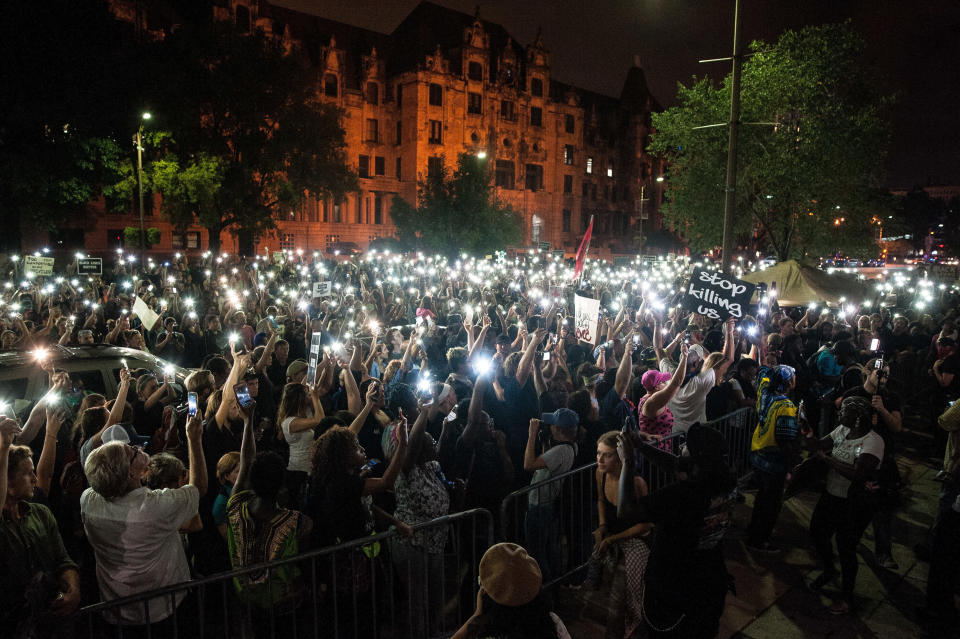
[561,422,955,638]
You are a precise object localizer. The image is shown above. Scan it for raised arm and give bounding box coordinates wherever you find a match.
[185,411,208,497]
[713,317,737,379]
[215,348,252,428]
[613,330,636,398]
[36,407,64,496]
[341,365,362,415]
[233,400,256,492]
[642,344,689,417]
[516,327,547,388]
[363,413,408,495]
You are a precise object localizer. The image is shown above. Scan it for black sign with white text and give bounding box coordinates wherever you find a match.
[78,258,102,275]
[680,267,754,320]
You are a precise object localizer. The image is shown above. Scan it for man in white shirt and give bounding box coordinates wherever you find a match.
[81,413,206,627]
[657,319,736,433]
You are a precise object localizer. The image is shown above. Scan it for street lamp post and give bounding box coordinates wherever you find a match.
[134,112,151,268]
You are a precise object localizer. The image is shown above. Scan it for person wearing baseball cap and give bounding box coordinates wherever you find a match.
[636,344,690,448]
[451,542,570,638]
[523,409,579,583]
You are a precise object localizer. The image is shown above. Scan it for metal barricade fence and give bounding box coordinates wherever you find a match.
[703,407,755,479]
[498,433,685,590]
[74,508,494,639]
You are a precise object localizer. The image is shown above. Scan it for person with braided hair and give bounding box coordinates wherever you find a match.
[803,395,884,614]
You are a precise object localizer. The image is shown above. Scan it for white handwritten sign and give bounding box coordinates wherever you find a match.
[24,256,54,276]
[681,267,754,321]
[574,294,601,345]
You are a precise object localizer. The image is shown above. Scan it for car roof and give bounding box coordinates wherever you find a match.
[0,344,184,372]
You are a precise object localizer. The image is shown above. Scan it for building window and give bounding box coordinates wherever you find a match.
[357,196,364,223]
[582,213,590,232]
[375,156,385,176]
[325,234,341,245]
[495,160,515,189]
[564,144,574,165]
[586,156,593,174]
[429,83,443,106]
[358,155,370,178]
[607,162,614,178]
[374,194,383,224]
[468,61,483,81]
[530,106,542,127]
[395,121,402,145]
[562,209,571,232]
[565,114,575,134]
[396,157,402,180]
[525,164,543,191]
[365,82,379,104]
[500,100,516,122]
[236,5,250,33]
[592,184,597,201]
[429,119,442,144]
[324,74,338,97]
[186,232,200,249]
[467,92,482,115]
[530,77,543,97]
[107,229,124,249]
[604,185,609,201]
[365,118,379,143]
[582,182,590,197]
[322,200,328,222]
[333,203,341,223]
[427,156,443,178]
[396,83,402,105]
[563,175,573,194]
[611,186,618,203]
[280,233,295,251]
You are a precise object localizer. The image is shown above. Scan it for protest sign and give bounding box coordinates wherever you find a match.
[538,241,551,251]
[574,294,601,344]
[132,296,160,331]
[306,332,323,385]
[24,256,54,276]
[680,267,754,320]
[272,251,285,264]
[78,258,102,275]
[312,281,332,297]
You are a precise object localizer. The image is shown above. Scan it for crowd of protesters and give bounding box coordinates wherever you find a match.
[2,247,959,638]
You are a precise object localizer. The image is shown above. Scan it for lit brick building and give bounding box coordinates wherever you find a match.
[44,1,664,258]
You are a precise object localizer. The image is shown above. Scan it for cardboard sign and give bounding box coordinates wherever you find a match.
[312,281,332,298]
[78,258,102,275]
[24,256,54,276]
[132,296,160,331]
[305,332,323,386]
[574,294,601,345]
[681,267,754,320]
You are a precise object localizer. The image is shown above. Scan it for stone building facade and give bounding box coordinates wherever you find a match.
[57,0,664,257]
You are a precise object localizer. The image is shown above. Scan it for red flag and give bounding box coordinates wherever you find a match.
[572,215,594,282]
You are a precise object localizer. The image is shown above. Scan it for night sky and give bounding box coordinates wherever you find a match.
[275,0,959,189]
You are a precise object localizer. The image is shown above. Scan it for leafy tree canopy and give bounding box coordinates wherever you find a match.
[650,22,894,262]
[389,154,523,256]
[130,18,357,253]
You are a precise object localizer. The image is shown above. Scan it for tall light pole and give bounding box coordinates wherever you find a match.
[720,0,743,274]
[134,112,151,268]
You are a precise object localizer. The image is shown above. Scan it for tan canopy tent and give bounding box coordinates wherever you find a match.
[741,260,864,306]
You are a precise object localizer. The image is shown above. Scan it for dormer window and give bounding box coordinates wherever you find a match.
[530,77,543,97]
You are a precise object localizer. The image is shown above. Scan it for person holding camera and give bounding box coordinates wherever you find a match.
[839,357,903,570]
[523,409,579,585]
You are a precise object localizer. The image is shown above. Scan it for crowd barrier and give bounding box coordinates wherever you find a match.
[702,407,756,479]
[74,508,494,639]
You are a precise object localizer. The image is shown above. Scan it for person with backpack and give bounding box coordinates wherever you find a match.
[746,365,799,555]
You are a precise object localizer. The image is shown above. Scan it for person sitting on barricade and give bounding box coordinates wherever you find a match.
[617,423,737,639]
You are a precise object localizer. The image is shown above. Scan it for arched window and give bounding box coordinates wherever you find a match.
[324,74,338,97]
[365,82,379,105]
[236,5,250,33]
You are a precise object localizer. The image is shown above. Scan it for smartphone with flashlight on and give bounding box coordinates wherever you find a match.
[233,384,254,410]
[870,338,880,351]
[187,392,198,418]
[542,351,551,361]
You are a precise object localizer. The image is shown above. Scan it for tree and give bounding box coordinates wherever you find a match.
[650,22,894,262]
[134,19,357,254]
[123,227,161,249]
[0,1,135,251]
[389,154,523,256]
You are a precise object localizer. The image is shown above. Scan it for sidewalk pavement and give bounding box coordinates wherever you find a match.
[561,425,956,638]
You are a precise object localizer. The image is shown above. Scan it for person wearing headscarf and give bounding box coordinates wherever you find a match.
[802,395,884,614]
[745,364,799,555]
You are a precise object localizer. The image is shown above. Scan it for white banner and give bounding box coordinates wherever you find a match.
[312,281,332,297]
[574,294,601,345]
[132,296,160,331]
[24,256,55,276]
